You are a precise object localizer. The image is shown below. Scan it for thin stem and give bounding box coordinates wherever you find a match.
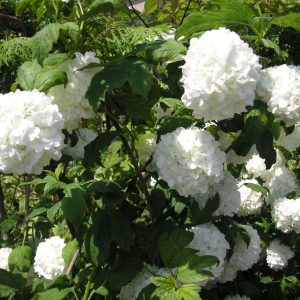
[22,175,31,245]
[128,0,149,28]
[65,249,80,275]
[83,269,95,300]
[109,115,154,219]
[0,180,8,241]
[179,0,193,26]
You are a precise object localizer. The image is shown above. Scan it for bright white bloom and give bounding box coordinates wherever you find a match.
[238,179,264,216]
[64,128,97,159]
[218,226,261,283]
[272,197,300,233]
[49,52,100,132]
[34,236,66,280]
[266,239,294,271]
[135,132,157,165]
[119,265,168,300]
[263,167,297,203]
[0,248,12,271]
[0,90,64,175]
[245,154,267,178]
[224,295,251,300]
[277,127,300,152]
[61,0,69,2]
[256,64,300,126]
[181,27,261,121]
[196,171,241,216]
[154,127,226,197]
[189,224,230,278]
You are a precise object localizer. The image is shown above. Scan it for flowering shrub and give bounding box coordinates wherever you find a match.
[0,0,300,299]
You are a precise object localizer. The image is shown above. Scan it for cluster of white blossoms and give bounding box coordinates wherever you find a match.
[153,127,226,197]
[0,248,12,271]
[64,128,97,159]
[33,236,66,280]
[263,166,297,203]
[196,171,241,216]
[245,154,267,179]
[266,239,294,271]
[276,126,300,152]
[256,64,300,126]
[0,90,65,175]
[272,197,300,233]
[189,224,230,278]
[238,179,264,216]
[48,52,100,133]
[218,225,261,282]
[181,27,261,121]
[119,265,168,300]
[224,295,251,300]
[135,132,157,166]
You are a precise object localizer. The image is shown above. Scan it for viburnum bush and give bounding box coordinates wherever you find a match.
[0,0,300,299]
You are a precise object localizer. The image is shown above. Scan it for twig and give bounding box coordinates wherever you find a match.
[66,249,80,275]
[22,175,31,245]
[0,12,21,22]
[128,0,149,28]
[179,0,193,26]
[0,180,8,241]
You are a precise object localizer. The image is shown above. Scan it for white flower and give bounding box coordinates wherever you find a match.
[119,265,168,300]
[245,154,267,178]
[266,239,294,271]
[238,179,264,216]
[256,64,300,126]
[195,171,241,216]
[34,236,66,280]
[49,52,100,132]
[224,295,251,300]
[219,225,261,282]
[64,128,97,159]
[276,126,300,152]
[263,166,297,204]
[181,27,261,121]
[135,132,157,165]
[153,127,226,197]
[0,90,64,175]
[189,224,230,278]
[272,197,300,233]
[0,248,12,271]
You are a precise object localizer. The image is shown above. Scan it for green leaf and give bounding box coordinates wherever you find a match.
[62,239,79,268]
[135,39,186,64]
[272,12,300,32]
[8,246,33,273]
[17,60,67,92]
[61,188,87,230]
[47,202,62,223]
[35,287,74,300]
[177,255,217,284]
[43,53,68,67]
[0,269,26,291]
[80,0,130,20]
[152,275,176,293]
[32,22,79,63]
[261,38,282,56]
[86,57,153,111]
[176,284,201,300]
[243,182,269,196]
[256,130,276,169]
[157,116,194,137]
[144,0,159,14]
[176,0,254,39]
[159,98,184,111]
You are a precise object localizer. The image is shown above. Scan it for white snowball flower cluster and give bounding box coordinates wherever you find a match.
[218,225,261,282]
[196,171,241,216]
[135,132,157,165]
[224,295,251,300]
[49,52,100,132]
[256,64,300,126]
[263,167,297,204]
[272,197,300,233]
[245,154,267,178]
[153,127,226,197]
[181,27,261,121]
[119,265,168,300]
[0,90,64,175]
[277,126,300,152]
[189,224,230,278]
[266,239,294,271]
[64,128,97,159]
[0,248,12,271]
[238,179,264,216]
[34,236,66,280]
